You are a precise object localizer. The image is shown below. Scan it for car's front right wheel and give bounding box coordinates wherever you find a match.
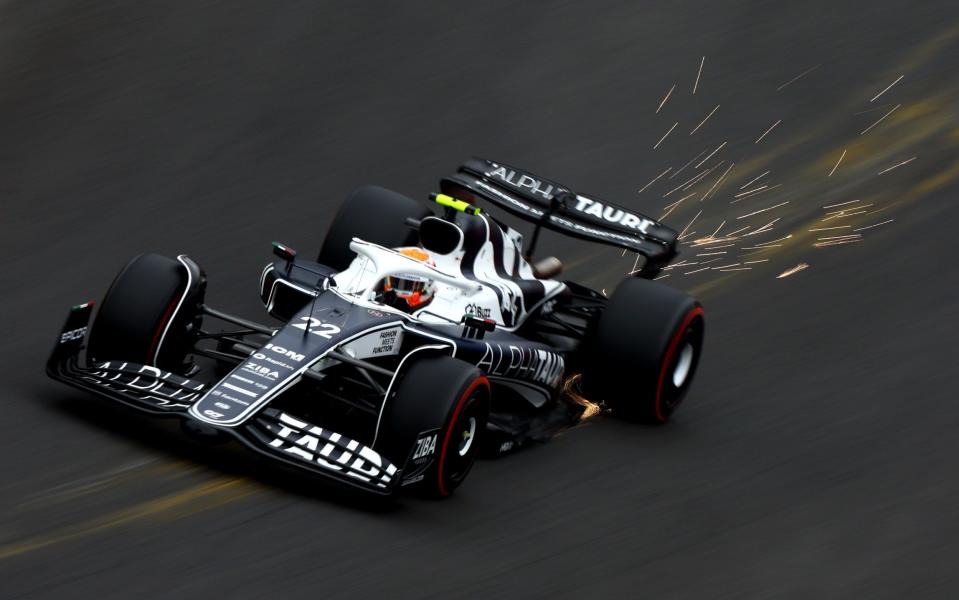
[375,354,490,498]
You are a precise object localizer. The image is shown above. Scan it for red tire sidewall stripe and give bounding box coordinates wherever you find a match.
[654,306,704,423]
[147,294,182,366]
[436,375,489,497]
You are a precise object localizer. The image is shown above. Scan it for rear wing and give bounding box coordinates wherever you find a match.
[441,158,678,275]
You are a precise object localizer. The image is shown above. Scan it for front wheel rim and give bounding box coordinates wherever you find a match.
[672,343,695,388]
[457,416,477,457]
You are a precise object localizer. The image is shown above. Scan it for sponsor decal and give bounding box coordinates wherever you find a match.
[343,328,403,359]
[464,303,492,319]
[262,343,305,363]
[412,432,438,460]
[572,196,656,234]
[268,412,397,489]
[86,362,205,409]
[484,165,657,236]
[477,344,565,387]
[242,362,280,380]
[372,329,399,355]
[487,166,556,199]
[60,326,87,344]
[367,309,385,318]
[499,440,515,454]
[251,353,295,370]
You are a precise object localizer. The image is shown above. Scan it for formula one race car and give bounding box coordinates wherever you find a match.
[47,158,705,497]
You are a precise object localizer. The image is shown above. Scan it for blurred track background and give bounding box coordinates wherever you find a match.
[2,1,959,597]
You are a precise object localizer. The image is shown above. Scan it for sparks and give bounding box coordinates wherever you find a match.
[638,166,672,193]
[678,209,703,239]
[822,199,863,209]
[701,162,735,201]
[808,226,850,232]
[777,64,820,91]
[660,192,696,220]
[733,185,768,198]
[739,171,770,190]
[870,75,903,102]
[670,150,708,179]
[854,219,894,232]
[821,209,868,221]
[860,103,900,135]
[828,149,847,177]
[653,122,679,149]
[690,104,720,135]
[814,238,863,248]
[776,263,809,278]
[693,56,705,94]
[736,201,789,220]
[684,161,724,190]
[877,156,916,175]
[754,120,781,144]
[656,84,676,113]
[695,141,726,168]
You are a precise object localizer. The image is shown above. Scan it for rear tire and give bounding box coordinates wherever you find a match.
[317,186,433,271]
[581,278,704,423]
[87,254,205,372]
[375,355,489,498]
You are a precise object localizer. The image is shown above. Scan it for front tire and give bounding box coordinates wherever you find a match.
[581,278,704,423]
[375,355,490,498]
[87,254,205,373]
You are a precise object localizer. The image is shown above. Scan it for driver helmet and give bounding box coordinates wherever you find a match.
[381,247,436,313]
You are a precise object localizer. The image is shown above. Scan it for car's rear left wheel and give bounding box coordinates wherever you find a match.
[580,278,704,423]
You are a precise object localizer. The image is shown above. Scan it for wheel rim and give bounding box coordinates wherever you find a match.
[457,416,477,457]
[440,384,487,494]
[672,343,695,388]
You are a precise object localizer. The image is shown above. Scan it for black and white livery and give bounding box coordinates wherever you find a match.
[48,159,705,497]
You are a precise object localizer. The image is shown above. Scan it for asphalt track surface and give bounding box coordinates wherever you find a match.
[2,2,959,598]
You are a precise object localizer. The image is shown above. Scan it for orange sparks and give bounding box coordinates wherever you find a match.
[730,184,782,203]
[702,163,735,201]
[736,201,789,220]
[754,120,781,144]
[870,75,903,102]
[638,167,672,193]
[695,142,726,168]
[860,103,900,135]
[693,56,705,94]
[854,219,894,232]
[740,171,770,190]
[653,122,679,149]
[678,209,703,239]
[690,104,720,135]
[777,64,820,91]
[656,84,676,113]
[670,150,708,179]
[776,263,809,278]
[822,199,863,209]
[877,156,916,175]
[828,149,847,176]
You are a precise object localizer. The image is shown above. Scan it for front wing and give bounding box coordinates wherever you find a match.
[46,303,401,495]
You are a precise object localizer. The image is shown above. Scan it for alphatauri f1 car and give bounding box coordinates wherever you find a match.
[48,159,705,497]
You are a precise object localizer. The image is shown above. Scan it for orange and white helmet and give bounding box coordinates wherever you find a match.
[382,248,436,312]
